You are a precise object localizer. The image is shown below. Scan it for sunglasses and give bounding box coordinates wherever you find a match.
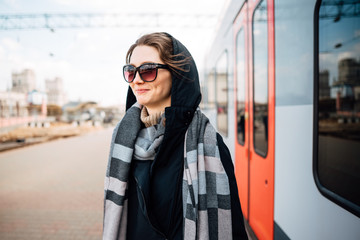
[123,63,169,83]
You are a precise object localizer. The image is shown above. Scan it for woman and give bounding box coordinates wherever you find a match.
[103,32,248,240]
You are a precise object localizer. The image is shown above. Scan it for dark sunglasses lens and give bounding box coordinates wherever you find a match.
[124,66,135,82]
[139,65,157,81]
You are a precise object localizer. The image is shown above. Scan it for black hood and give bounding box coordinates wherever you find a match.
[125,33,201,112]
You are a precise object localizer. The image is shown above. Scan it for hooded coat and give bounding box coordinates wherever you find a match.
[106,33,248,240]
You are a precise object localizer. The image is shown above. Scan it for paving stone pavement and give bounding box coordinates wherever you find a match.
[0,128,113,240]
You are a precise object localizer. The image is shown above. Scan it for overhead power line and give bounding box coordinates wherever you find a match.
[319,0,360,21]
[0,12,218,30]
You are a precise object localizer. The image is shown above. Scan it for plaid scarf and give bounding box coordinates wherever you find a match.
[103,103,232,240]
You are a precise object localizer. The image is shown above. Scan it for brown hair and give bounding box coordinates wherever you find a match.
[125,32,191,75]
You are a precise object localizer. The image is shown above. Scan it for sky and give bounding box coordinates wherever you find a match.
[319,16,360,86]
[0,0,228,106]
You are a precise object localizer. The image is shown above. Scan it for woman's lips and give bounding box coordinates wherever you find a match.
[135,89,149,94]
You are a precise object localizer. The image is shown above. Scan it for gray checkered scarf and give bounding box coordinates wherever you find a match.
[103,103,232,240]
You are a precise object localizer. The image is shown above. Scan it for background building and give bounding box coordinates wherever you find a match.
[11,69,36,94]
[319,70,330,99]
[0,91,28,118]
[337,58,360,86]
[45,77,67,107]
[27,90,47,117]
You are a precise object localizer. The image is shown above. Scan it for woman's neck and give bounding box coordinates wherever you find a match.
[145,105,168,116]
[141,107,164,127]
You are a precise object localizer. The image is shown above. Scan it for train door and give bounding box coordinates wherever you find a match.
[234,0,275,239]
[234,1,249,220]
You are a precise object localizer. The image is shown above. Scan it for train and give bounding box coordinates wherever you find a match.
[200,0,360,239]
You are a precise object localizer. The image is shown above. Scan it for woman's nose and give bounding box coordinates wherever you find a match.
[132,72,144,84]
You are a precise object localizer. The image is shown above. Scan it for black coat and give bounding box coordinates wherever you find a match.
[124,33,248,240]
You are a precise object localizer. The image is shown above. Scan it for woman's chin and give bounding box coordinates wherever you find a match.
[135,98,148,106]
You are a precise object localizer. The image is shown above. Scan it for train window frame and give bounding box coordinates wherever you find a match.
[252,0,269,158]
[313,0,360,218]
[204,68,216,110]
[236,27,246,146]
[215,50,229,137]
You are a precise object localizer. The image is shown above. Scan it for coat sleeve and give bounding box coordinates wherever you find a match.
[217,133,248,240]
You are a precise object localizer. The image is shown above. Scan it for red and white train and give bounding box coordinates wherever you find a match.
[201,0,360,239]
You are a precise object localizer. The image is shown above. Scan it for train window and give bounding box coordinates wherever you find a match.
[207,69,216,110]
[316,0,360,216]
[216,52,228,137]
[236,28,246,145]
[252,0,268,157]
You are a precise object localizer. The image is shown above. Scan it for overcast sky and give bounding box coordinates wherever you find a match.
[0,0,227,106]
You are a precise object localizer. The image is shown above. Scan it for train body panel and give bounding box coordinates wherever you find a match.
[275,105,360,240]
[203,0,241,160]
[202,0,360,239]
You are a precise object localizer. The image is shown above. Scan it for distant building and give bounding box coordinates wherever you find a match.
[337,58,360,86]
[61,101,123,125]
[62,101,97,123]
[331,58,360,99]
[27,90,47,117]
[11,69,36,94]
[45,77,67,106]
[319,70,330,99]
[0,91,28,118]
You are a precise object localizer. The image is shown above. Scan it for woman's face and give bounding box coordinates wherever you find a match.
[129,45,172,114]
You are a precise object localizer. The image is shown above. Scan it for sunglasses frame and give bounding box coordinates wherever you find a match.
[123,63,169,83]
